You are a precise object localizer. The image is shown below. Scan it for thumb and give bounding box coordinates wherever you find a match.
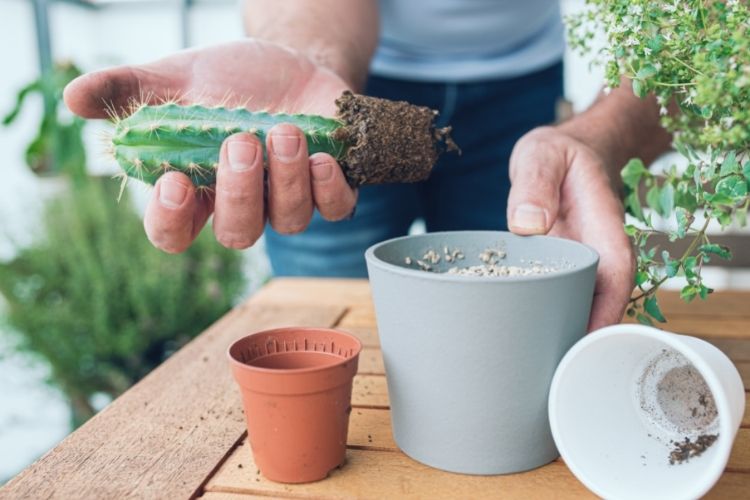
[63,65,176,119]
[506,135,566,235]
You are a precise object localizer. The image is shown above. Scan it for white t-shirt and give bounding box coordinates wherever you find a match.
[371,0,564,82]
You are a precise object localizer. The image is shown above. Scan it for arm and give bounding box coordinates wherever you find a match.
[557,82,673,192]
[243,0,379,91]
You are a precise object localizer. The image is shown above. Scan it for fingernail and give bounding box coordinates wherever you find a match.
[227,139,258,172]
[311,159,334,182]
[512,203,547,232]
[159,179,188,208]
[270,133,300,162]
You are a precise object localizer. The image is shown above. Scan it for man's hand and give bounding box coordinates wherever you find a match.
[64,40,358,253]
[507,126,635,330]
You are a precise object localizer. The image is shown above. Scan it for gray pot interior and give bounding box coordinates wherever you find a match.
[368,230,598,279]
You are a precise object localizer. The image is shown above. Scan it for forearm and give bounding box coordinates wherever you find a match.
[243,0,379,91]
[557,80,672,191]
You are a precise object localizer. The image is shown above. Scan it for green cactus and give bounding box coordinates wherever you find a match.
[111,91,457,189]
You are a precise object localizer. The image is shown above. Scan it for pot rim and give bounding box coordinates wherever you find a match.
[227,326,363,375]
[549,324,738,500]
[365,230,599,283]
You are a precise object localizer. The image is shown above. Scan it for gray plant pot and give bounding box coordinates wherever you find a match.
[365,230,599,474]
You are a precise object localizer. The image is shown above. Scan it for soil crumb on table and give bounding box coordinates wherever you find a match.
[669,434,719,465]
[402,246,567,276]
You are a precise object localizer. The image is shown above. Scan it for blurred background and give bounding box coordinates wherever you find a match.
[1,0,747,485]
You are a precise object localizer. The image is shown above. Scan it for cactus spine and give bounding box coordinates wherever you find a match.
[112,103,347,187]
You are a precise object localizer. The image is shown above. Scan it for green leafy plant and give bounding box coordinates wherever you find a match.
[1,61,247,427]
[0,179,244,425]
[3,61,86,181]
[568,0,750,324]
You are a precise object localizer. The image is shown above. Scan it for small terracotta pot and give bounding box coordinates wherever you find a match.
[228,327,362,483]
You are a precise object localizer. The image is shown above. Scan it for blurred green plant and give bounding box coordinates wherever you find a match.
[0,62,246,426]
[0,179,244,425]
[568,0,750,324]
[2,61,86,181]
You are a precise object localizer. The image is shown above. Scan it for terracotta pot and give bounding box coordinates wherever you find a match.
[227,327,362,483]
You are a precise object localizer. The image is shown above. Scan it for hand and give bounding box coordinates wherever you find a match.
[64,40,357,252]
[507,126,635,330]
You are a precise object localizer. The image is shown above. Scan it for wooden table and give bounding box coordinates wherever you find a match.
[2,278,749,499]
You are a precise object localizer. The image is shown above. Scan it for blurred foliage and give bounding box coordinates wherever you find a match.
[0,179,245,425]
[2,61,86,180]
[0,62,246,426]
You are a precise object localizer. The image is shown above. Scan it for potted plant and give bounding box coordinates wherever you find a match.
[3,61,86,182]
[568,0,750,324]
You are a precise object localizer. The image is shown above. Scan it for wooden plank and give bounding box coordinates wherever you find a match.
[205,442,596,499]
[348,408,396,451]
[729,429,750,472]
[700,338,750,363]
[745,398,750,428]
[198,492,282,500]
[251,278,373,308]
[199,494,285,500]
[623,316,750,340]
[336,326,380,348]
[337,304,378,329]
[738,361,750,389]
[0,297,347,500]
[352,375,389,408]
[357,347,385,375]
[656,291,750,318]
[704,471,750,499]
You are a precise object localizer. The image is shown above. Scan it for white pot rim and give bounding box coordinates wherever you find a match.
[549,324,738,499]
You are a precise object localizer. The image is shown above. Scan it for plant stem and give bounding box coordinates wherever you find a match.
[629,216,712,304]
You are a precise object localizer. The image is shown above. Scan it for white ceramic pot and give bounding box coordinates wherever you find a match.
[549,324,746,500]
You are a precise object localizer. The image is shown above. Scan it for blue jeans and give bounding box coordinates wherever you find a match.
[265,62,564,277]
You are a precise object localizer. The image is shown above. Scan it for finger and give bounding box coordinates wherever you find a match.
[266,123,313,234]
[144,171,209,253]
[310,153,357,221]
[506,138,566,235]
[588,240,635,331]
[63,65,182,119]
[213,133,265,249]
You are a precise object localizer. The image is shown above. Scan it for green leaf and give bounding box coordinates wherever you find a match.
[665,259,680,278]
[704,192,736,206]
[644,296,667,323]
[625,191,645,221]
[636,313,654,326]
[683,256,698,279]
[680,285,698,303]
[632,79,647,98]
[720,151,739,176]
[636,64,658,80]
[715,175,748,200]
[698,284,713,300]
[635,271,650,287]
[646,185,661,214]
[624,224,639,237]
[674,207,693,238]
[743,159,750,180]
[621,158,648,190]
[698,243,732,260]
[659,183,675,217]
